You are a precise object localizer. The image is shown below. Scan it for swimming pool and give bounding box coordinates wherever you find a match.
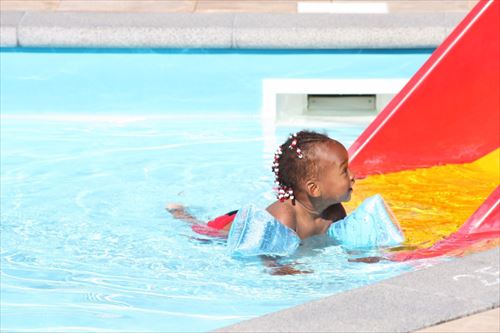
[1,49,435,332]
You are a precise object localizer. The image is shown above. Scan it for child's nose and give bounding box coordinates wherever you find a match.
[349,169,355,182]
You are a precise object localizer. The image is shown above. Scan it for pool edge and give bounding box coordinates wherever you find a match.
[0,11,467,49]
[214,247,500,332]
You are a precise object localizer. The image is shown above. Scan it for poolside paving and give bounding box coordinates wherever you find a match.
[215,248,500,332]
[1,0,497,331]
[0,9,468,48]
[415,307,500,333]
[0,1,476,48]
[0,0,479,13]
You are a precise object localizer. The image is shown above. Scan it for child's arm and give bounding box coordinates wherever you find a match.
[348,256,384,263]
[261,256,313,276]
[165,203,203,224]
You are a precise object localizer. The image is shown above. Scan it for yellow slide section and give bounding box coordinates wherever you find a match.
[345,149,499,249]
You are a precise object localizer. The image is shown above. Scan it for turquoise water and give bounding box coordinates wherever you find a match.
[1,49,433,332]
[1,48,431,114]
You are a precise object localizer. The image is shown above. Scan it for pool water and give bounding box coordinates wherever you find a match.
[0,48,432,114]
[1,49,437,332]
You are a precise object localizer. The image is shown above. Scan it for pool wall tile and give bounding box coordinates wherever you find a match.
[0,11,24,47]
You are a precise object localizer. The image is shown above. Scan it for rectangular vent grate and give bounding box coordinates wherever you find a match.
[307,94,376,116]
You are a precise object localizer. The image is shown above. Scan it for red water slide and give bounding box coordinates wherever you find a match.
[347,0,500,259]
[391,187,499,261]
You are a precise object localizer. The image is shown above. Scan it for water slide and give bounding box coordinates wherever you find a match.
[347,0,499,260]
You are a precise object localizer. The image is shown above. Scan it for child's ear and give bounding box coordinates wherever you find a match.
[305,180,321,197]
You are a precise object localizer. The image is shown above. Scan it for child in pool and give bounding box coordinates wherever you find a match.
[167,130,354,238]
[166,130,356,273]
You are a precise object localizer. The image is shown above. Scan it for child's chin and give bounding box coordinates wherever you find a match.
[342,190,353,202]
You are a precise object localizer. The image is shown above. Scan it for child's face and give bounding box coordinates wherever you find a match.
[314,141,354,203]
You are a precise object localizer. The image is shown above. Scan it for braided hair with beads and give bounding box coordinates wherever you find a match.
[272,130,335,205]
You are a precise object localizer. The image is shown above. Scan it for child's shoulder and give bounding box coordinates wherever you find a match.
[265,201,297,231]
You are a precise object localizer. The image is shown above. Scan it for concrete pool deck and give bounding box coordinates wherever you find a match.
[216,248,500,332]
[0,3,471,48]
[0,1,479,14]
[1,1,498,332]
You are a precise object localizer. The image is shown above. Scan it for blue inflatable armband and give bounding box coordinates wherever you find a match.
[327,194,404,249]
[227,205,300,257]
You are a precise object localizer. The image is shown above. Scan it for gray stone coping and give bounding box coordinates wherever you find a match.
[215,248,500,332]
[0,11,467,49]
